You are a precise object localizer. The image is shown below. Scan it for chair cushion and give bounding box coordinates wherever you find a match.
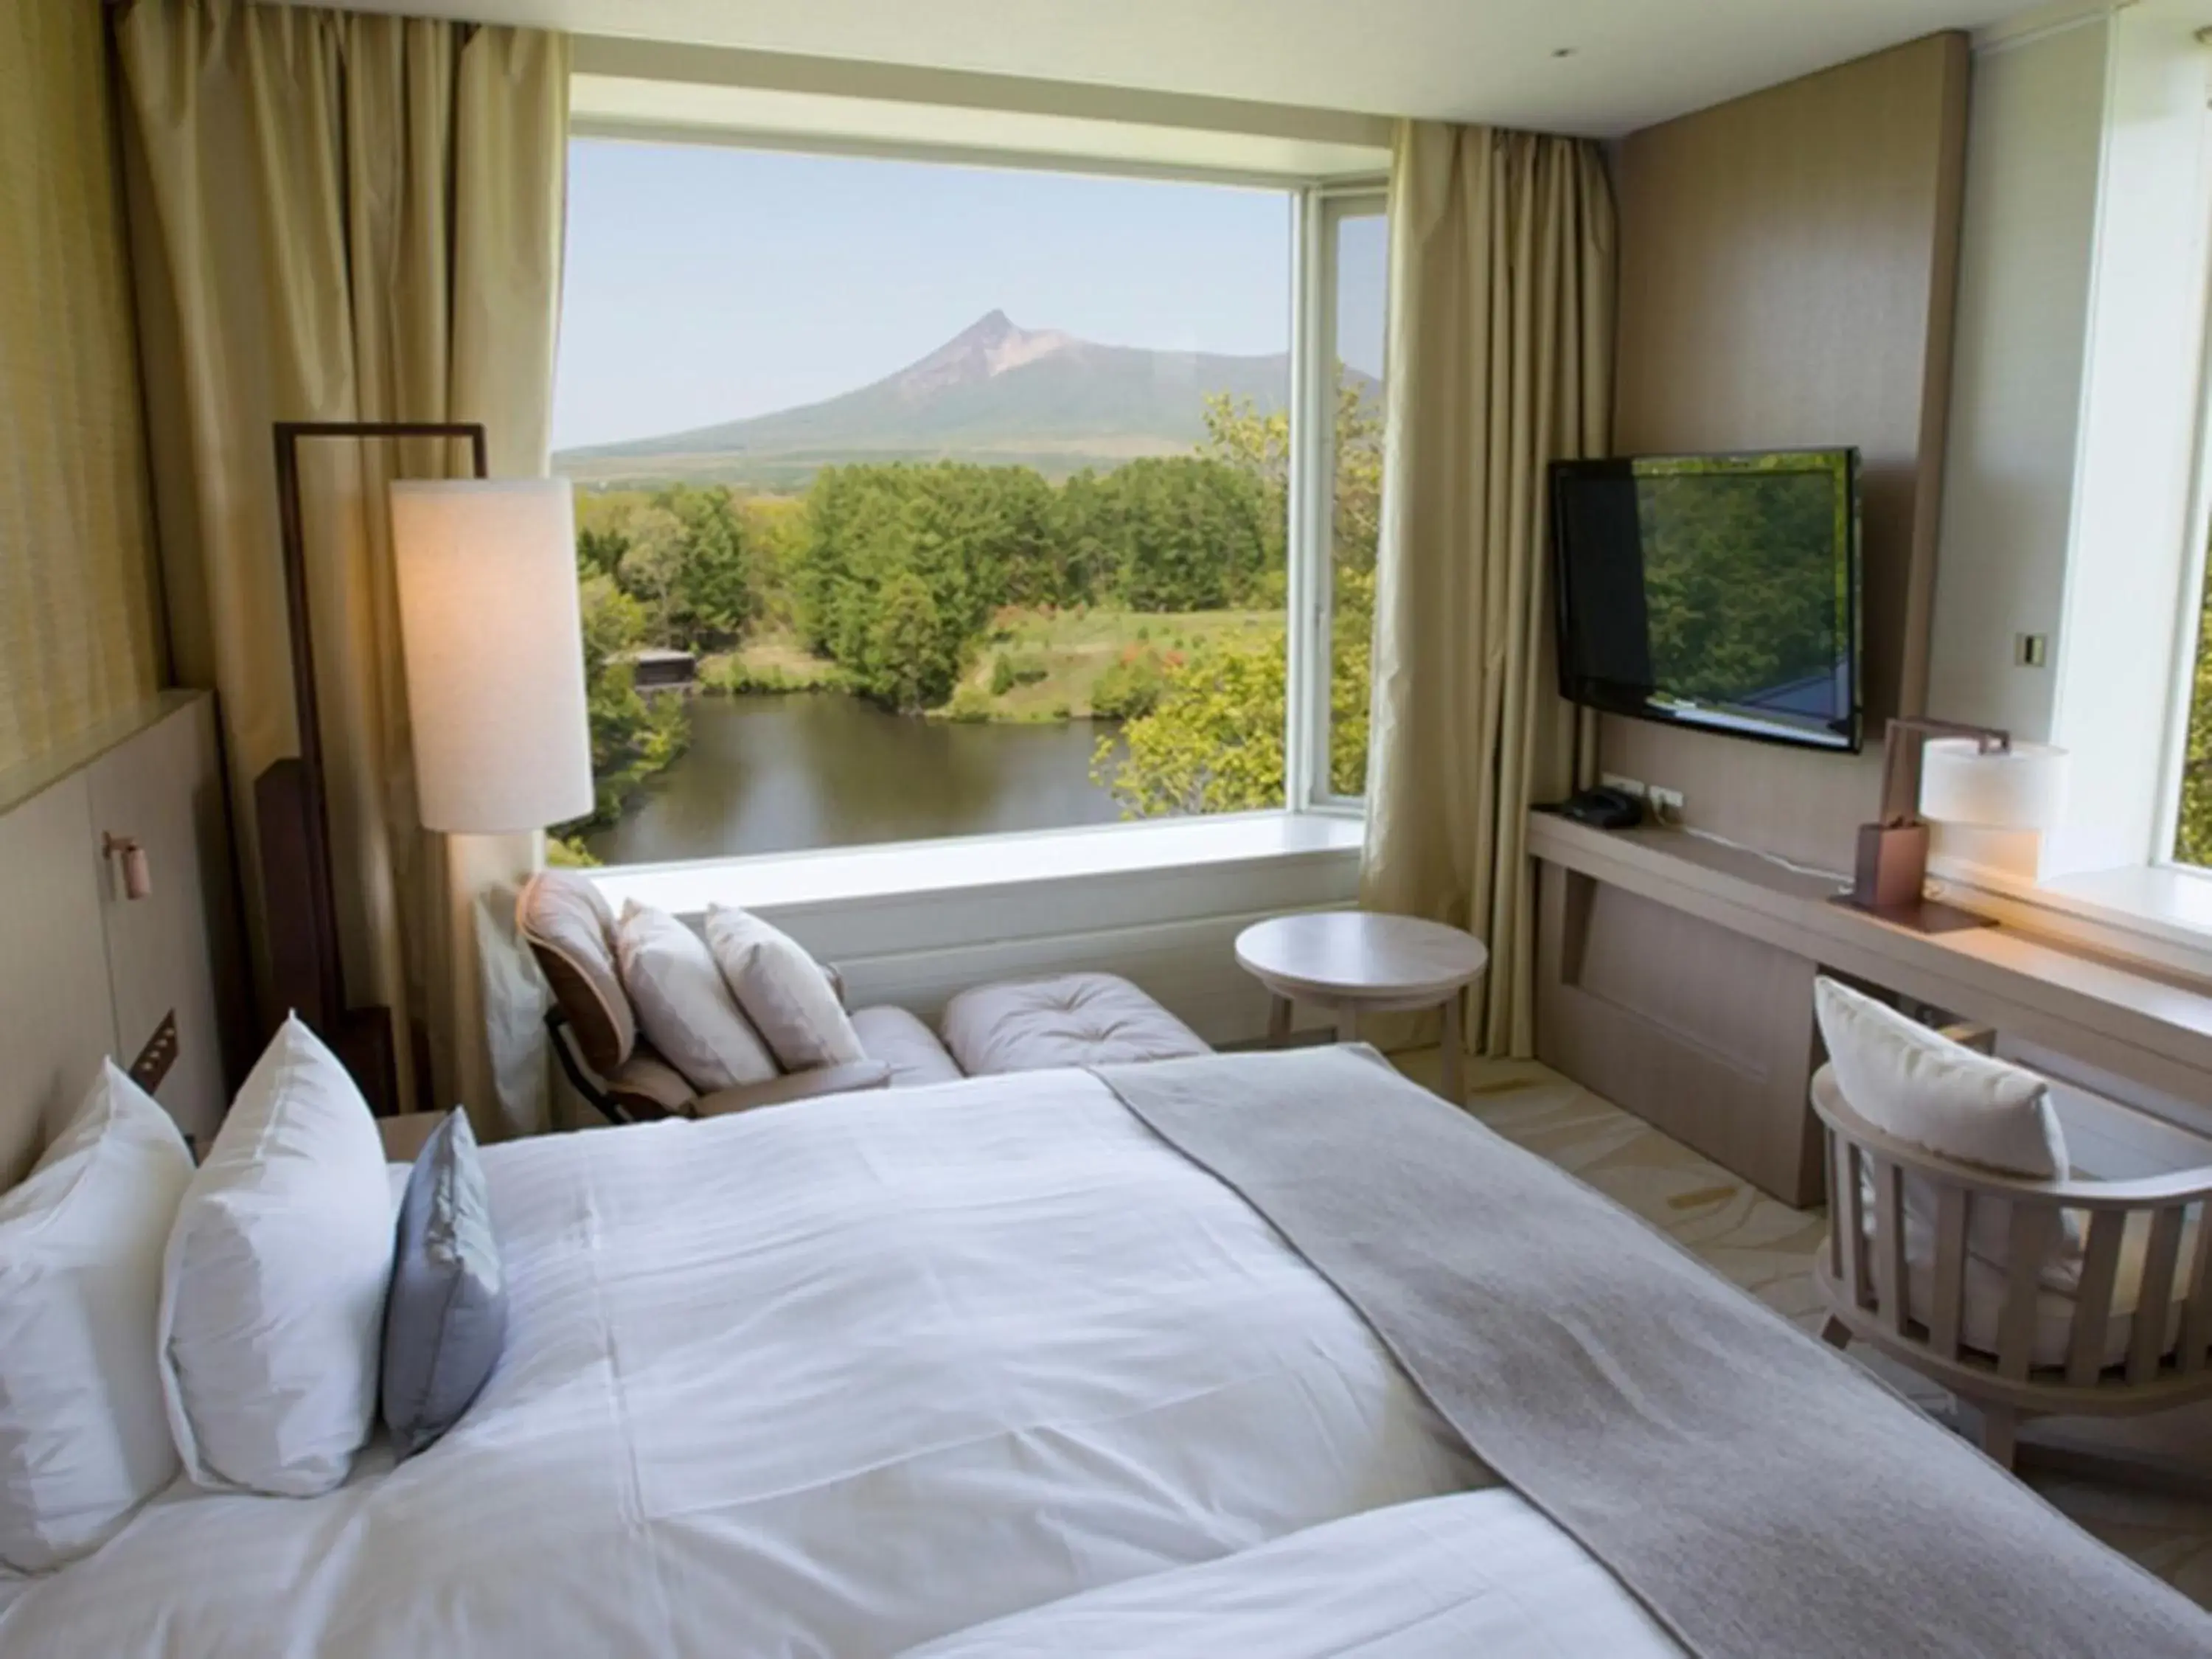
[1895,1209,2201,1371]
[849,1005,964,1087]
[704,906,866,1071]
[1815,978,2082,1290]
[614,901,778,1093]
[600,1045,696,1120]
[517,872,633,1077]
[941,974,1209,1076]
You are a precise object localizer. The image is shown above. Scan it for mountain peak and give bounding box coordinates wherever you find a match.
[900,310,1074,397]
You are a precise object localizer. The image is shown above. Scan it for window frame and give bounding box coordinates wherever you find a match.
[562,125,1389,863]
[1287,181,1388,815]
[2152,304,2212,874]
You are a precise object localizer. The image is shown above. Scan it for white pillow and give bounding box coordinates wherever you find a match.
[0,1064,192,1577]
[1814,977,2081,1284]
[159,1016,394,1497]
[704,905,866,1072]
[615,900,778,1091]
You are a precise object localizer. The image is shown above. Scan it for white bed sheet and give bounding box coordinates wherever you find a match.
[903,1488,1686,1658]
[0,1068,1492,1657]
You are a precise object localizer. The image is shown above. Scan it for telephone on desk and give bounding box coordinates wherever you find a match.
[1554,786,1646,830]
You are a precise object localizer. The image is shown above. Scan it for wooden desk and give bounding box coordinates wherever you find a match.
[1531,814,2212,1205]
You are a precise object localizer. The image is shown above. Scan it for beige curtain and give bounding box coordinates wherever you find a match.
[114,1,569,1135]
[1360,122,1615,1061]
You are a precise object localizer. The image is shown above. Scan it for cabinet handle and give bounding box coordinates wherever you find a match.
[102,832,152,900]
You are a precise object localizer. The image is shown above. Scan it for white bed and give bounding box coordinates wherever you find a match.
[0,1068,1684,1658]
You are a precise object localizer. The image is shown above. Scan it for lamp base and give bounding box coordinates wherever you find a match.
[1828,893,1995,934]
[1852,821,1929,911]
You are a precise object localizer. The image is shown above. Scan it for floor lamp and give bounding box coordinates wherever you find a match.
[257,422,488,1114]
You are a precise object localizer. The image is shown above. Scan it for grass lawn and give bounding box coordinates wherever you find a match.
[956,605,1282,721]
[700,633,848,693]
[705,608,1284,722]
[699,606,1292,717]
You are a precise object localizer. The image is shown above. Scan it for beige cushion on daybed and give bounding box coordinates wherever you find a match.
[704,905,867,1072]
[942,973,1209,1075]
[516,871,634,1076]
[849,1006,963,1088]
[615,901,779,1093]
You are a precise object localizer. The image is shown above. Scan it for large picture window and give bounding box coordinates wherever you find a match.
[551,139,1377,866]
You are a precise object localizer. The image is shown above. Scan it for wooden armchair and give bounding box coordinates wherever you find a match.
[1811,1064,2212,1468]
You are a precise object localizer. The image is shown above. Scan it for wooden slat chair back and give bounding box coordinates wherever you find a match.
[1811,1065,2212,1469]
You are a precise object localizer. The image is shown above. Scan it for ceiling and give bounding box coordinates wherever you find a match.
[316,0,2074,136]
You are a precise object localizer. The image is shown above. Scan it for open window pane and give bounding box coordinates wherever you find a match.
[1324,198,1386,799]
[549,141,1295,866]
[2174,537,2212,866]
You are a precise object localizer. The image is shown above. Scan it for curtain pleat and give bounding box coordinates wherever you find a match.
[114,0,569,1135]
[1360,122,1615,1061]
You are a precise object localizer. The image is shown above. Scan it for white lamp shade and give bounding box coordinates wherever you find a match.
[391,479,594,833]
[1918,737,2068,832]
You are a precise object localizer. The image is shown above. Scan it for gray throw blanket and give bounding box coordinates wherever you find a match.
[1092,1046,2212,1659]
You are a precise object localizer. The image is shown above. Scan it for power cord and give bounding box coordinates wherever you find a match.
[1680,824,1851,887]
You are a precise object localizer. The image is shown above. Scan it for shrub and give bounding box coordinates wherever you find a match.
[945,685,995,723]
[1091,650,1167,720]
[546,835,602,869]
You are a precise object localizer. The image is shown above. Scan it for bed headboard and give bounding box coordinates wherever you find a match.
[0,691,245,1184]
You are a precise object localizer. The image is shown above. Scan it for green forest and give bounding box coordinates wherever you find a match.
[560,376,1381,855]
[1636,460,1848,708]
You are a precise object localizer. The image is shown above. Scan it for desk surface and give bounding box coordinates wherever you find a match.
[1529,815,2212,1100]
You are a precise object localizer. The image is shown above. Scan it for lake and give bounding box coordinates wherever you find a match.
[583,691,1126,865]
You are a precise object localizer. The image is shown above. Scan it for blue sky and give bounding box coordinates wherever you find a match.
[554,139,1384,451]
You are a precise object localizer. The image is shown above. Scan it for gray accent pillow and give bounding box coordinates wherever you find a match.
[381,1110,505,1460]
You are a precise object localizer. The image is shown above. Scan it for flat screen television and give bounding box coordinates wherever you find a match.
[1549,448,1861,753]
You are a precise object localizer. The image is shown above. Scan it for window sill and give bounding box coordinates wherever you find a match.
[1929,858,2212,985]
[586,809,1366,918]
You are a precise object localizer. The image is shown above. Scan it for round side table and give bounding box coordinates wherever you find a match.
[1234,912,1490,1102]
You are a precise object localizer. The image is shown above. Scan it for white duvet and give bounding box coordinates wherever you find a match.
[0,1068,1673,1658]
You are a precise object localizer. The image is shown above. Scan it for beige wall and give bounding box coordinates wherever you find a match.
[0,0,164,773]
[1600,35,1971,872]
[1926,18,2109,745]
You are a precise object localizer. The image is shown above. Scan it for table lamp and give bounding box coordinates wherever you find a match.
[390,479,594,833]
[1842,717,2068,932]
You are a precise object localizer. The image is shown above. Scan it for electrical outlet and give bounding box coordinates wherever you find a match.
[1599,773,1649,799]
[1648,786,1685,824]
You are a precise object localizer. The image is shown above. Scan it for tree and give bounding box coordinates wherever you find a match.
[558,573,689,835]
[614,504,689,644]
[740,493,810,633]
[1097,364,1382,812]
[2176,554,2212,866]
[1104,456,1273,611]
[864,570,956,713]
[1096,633,1287,816]
[665,485,754,647]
